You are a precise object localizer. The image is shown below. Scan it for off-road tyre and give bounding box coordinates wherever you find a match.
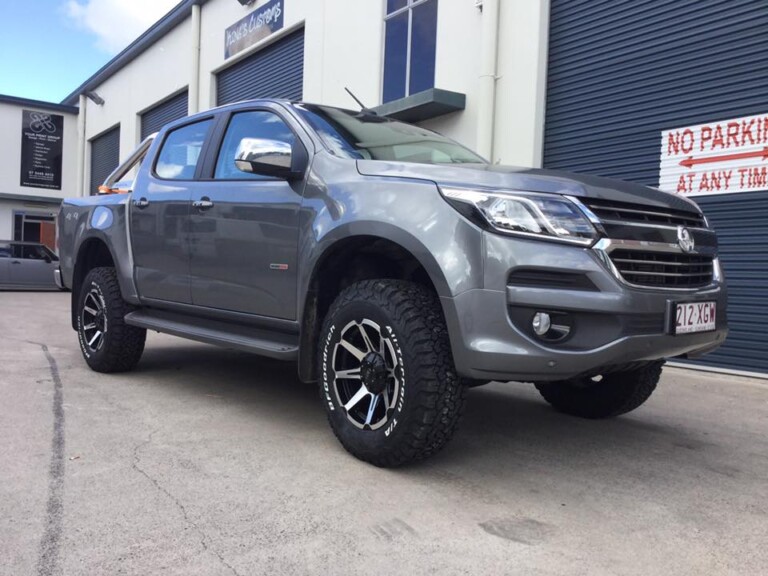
[534,361,664,419]
[318,279,465,467]
[77,267,146,373]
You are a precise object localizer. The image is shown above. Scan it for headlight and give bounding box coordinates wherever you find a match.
[440,187,598,246]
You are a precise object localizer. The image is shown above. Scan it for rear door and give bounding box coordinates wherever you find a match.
[188,106,306,319]
[130,117,214,304]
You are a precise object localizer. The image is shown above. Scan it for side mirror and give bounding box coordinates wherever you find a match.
[43,255,52,264]
[235,138,303,180]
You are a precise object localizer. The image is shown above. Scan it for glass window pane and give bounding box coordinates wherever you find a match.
[386,0,407,14]
[383,12,408,103]
[155,119,213,180]
[409,0,438,95]
[214,111,297,180]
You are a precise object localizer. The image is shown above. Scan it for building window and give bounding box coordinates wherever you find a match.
[383,0,438,103]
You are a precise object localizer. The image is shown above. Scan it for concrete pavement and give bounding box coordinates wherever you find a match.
[1,291,766,575]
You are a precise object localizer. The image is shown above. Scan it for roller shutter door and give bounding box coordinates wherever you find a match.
[217,28,304,105]
[141,91,188,140]
[544,0,768,374]
[692,193,768,373]
[90,126,120,196]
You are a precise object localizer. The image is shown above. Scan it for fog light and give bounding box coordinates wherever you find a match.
[532,312,551,336]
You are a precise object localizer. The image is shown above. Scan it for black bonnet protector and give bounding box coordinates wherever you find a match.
[356,160,701,215]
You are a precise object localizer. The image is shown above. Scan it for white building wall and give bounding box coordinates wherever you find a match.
[494,0,550,167]
[198,0,384,110]
[0,199,60,240]
[0,102,78,239]
[77,0,548,191]
[81,17,192,157]
[420,0,484,152]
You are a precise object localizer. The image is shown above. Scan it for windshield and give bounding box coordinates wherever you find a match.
[294,104,486,165]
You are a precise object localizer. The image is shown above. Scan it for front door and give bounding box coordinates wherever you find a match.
[8,244,56,287]
[130,118,214,304]
[189,109,305,320]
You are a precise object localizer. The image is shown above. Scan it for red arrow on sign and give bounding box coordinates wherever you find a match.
[680,146,768,169]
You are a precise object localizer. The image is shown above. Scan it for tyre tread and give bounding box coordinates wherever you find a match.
[320,279,465,467]
[535,361,664,419]
[78,267,146,373]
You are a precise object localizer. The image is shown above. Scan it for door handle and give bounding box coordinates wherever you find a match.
[11,260,21,265]
[133,197,150,209]
[192,198,214,211]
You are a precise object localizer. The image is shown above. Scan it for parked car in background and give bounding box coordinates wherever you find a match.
[0,241,61,290]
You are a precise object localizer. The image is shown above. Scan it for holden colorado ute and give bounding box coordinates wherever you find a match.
[56,100,728,466]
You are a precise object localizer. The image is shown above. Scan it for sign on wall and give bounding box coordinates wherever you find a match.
[225,0,284,59]
[20,110,64,190]
[659,113,768,197]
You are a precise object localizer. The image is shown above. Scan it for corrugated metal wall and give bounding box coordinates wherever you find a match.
[544,0,768,374]
[217,28,304,106]
[89,126,120,196]
[693,193,768,373]
[545,0,768,184]
[141,91,188,140]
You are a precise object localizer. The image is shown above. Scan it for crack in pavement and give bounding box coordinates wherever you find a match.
[131,430,242,576]
[36,344,66,576]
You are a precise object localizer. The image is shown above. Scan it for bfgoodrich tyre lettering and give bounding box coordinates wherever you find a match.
[318,279,465,467]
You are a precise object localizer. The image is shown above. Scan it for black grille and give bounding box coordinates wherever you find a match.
[508,269,598,291]
[584,199,705,228]
[610,250,713,288]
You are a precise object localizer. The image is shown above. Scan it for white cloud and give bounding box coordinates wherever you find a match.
[65,0,180,54]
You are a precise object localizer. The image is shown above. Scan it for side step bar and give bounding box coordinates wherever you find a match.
[124,309,299,360]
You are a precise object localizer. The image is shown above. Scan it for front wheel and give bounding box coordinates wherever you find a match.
[318,280,465,467]
[77,267,146,373]
[534,361,664,419]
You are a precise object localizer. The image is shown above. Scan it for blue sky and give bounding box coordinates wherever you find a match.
[0,0,177,103]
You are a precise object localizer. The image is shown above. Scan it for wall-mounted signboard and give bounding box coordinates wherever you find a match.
[225,0,284,59]
[659,113,768,197]
[20,110,64,190]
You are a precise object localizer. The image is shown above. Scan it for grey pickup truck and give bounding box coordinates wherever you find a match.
[57,100,727,466]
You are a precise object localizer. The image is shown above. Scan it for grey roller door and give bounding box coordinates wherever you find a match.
[693,193,768,373]
[141,91,188,140]
[217,28,304,105]
[90,126,120,196]
[544,0,768,373]
[544,0,768,183]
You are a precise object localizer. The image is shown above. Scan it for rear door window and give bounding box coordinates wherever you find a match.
[154,119,213,180]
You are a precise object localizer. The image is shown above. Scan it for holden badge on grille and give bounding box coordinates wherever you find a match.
[677,226,695,253]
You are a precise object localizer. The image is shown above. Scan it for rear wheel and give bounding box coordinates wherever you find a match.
[534,361,664,419]
[318,279,465,467]
[77,267,146,373]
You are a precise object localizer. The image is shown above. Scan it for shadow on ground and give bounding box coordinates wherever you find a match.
[128,341,711,479]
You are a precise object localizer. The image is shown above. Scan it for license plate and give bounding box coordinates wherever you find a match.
[675,301,716,334]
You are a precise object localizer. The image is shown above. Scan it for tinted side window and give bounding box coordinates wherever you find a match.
[22,245,43,260]
[0,245,10,258]
[155,119,213,180]
[214,111,297,180]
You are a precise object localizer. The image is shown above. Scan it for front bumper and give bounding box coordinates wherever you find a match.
[54,267,64,290]
[441,234,728,382]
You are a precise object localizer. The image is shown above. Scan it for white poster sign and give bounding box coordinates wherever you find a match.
[659,113,768,197]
